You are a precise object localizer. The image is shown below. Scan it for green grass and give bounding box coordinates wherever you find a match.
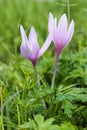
[0,0,87,129]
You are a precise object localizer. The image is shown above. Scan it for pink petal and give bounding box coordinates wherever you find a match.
[48,12,55,40]
[28,27,40,62]
[28,27,40,51]
[27,49,37,62]
[20,25,30,58]
[56,14,67,45]
[20,25,28,45]
[38,35,52,57]
[20,44,26,58]
[20,42,30,58]
[64,20,74,47]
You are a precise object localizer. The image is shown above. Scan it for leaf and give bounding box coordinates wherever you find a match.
[19,118,36,129]
[62,100,74,117]
[19,114,60,130]
[59,122,78,130]
[44,118,55,127]
[34,114,44,126]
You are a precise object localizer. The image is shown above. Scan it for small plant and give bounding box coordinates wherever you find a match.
[19,114,77,130]
[48,12,74,89]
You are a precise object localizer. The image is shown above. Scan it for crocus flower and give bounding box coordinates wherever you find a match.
[20,25,51,66]
[48,12,74,56]
[48,13,74,88]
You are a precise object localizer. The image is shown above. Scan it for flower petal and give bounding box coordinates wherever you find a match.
[20,25,30,58]
[20,25,28,45]
[64,20,74,47]
[48,12,55,39]
[20,43,27,58]
[38,35,52,57]
[56,14,67,45]
[28,27,40,51]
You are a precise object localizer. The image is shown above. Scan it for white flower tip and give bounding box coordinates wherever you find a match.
[61,13,66,17]
[31,26,35,31]
[20,25,25,37]
[71,19,74,25]
[49,12,52,16]
[49,12,54,19]
[61,13,67,20]
[71,19,74,30]
[63,13,66,16]
[29,26,37,38]
[30,26,37,36]
[20,24,22,28]
[20,25,23,31]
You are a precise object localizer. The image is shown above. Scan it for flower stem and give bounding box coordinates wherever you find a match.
[35,64,40,85]
[34,64,46,108]
[51,52,59,89]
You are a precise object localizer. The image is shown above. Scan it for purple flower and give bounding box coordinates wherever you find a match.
[48,13,74,89]
[48,12,74,56]
[20,25,51,66]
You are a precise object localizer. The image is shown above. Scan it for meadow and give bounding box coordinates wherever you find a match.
[0,0,87,129]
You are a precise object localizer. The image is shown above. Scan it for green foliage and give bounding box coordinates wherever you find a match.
[19,114,77,130]
[0,116,3,129]
[19,114,59,130]
[55,84,87,118]
[61,47,87,85]
[58,122,78,130]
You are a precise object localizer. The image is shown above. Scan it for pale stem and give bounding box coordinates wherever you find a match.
[51,51,59,89]
[34,64,46,108]
[35,64,40,85]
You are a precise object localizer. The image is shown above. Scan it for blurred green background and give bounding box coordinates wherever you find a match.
[0,0,87,63]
